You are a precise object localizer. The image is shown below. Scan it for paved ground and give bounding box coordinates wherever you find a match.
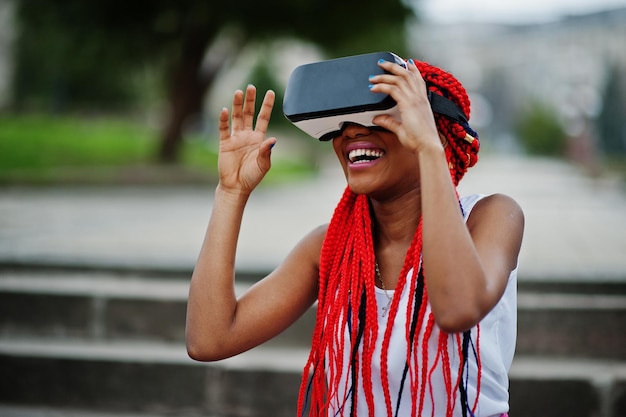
[0,154,625,282]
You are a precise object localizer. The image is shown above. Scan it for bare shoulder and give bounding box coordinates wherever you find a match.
[273,223,328,287]
[466,193,524,270]
[466,193,525,250]
[295,223,328,258]
[468,193,524,228]
[309,223,329,242]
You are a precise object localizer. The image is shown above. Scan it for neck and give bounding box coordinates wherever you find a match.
[370,189,421,248]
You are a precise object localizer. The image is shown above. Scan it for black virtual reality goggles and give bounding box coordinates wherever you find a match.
[283,51,469,141]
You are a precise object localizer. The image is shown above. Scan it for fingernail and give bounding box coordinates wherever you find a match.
[270,142,276,150]
[368,84,374,90]
[369,75,375,80]
[408,59,415,65]
[378,59,385,64]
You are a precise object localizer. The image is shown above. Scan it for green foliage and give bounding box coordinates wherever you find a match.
[0,114,313,185]
[514,102,567,156]
[0,115,153,169]
[0,114,213,182]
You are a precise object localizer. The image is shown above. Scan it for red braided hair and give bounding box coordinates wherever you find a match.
[297,60,482,417]
[416,60,480,186]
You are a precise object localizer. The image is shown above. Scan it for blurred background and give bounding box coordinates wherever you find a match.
[0,0,625,416]
[0,0,625,182]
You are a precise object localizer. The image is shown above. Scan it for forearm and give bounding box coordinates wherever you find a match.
[417,146,487,331]
[186,184,250,358]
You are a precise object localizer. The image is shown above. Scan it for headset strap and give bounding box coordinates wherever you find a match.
[427,90,469,125]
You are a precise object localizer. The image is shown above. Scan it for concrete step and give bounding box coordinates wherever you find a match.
[0,267,316,349]
[0,404,183,417]
[0,269,197,344]
[516,291,626,359]
[4,260,626,294]
[1,268,625,359]
[0,338,625,417]
[0,338,306,417]
[2,268,626,360]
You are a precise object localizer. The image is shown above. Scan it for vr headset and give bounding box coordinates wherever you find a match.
[283,51,469,141]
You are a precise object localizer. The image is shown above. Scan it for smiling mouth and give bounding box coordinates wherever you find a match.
[348,148,385,164]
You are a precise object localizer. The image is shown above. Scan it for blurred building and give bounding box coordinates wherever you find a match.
[409,7,626,154]
[0,0,15,110]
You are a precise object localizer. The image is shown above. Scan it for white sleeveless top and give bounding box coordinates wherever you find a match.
[330,194,518,417]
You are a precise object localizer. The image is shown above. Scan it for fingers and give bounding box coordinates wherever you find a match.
[372,113,401,132]
[371,58,426,98]
[370,58,441,151]
[404,59,428,92]
[377,58,422,80]
[257,137,277,171]
[243,85,257,130]
[227,85,274,134]
[230,85,257,132]
[230,89,245,132]
[254,90,275,134]
[218,107,231,141]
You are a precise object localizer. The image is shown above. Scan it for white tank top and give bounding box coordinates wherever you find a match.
[329,194,517,417]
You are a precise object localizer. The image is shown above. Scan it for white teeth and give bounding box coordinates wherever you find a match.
[348,148,384,163]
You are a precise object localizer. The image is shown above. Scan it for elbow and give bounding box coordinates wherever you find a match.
[432,306,483,334]
[430,271,497,333]
[186,340,214,362]
[186,333,229,362]
[429,286,486,333]
[435,316,478,334]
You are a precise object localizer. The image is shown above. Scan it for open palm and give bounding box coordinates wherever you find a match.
[217,85,277,194]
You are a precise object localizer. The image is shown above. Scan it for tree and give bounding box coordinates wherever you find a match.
[14,0,414,163]
[514,101,567,157]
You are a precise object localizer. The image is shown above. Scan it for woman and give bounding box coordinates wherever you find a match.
[186,57,524,417]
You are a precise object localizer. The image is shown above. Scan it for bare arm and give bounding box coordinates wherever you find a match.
[186,85,320,361]
[418,151,523,332]
[370,60,525,332]
[186,208,322,361]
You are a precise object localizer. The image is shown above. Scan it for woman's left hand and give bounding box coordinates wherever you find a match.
[368,59,443,155]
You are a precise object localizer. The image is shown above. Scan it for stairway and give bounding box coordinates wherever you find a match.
[1,263,625,417]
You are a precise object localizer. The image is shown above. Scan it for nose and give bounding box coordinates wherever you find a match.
[338,123,372,139]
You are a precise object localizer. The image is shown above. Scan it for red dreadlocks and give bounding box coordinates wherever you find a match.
[297,60,481,417]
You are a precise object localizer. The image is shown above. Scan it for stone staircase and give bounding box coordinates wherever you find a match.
[1,263,625,417]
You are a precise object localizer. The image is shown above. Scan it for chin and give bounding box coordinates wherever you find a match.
[346,178,376,196]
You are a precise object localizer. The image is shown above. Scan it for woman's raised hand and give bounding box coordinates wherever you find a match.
[217,84,277,195]
[369,59,442,155]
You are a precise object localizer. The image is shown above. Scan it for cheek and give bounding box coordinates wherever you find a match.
[331,142,350,176]
[332,138,342,156]
[395,154,421,183]
[332,141,346,165]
